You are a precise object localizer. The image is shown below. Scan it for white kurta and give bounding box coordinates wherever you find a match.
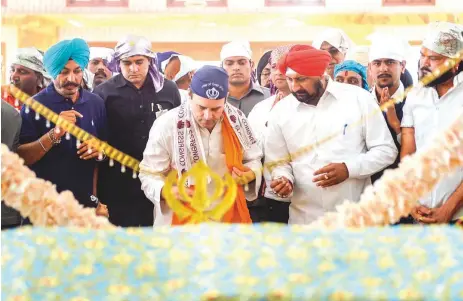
[139,108,263,226]
[401,72,463,220]
[248,94,291,203]
[264,78,398,224]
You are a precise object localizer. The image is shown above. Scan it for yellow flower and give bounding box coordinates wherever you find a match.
[347,250,369,261]
[38,276,59,288]
[264,235,285,246]
[440,256,457,268]
[73,264,93,276]
[135,264,156,277]
[126,227,144,235]
[378,255,395,269]
[377,235,399,244]
[169,249,190,262]
[286,247,308,261]
[166,279,185,291]
[108,284,132,295]
[35,236,56,245]
[196,260,216,271]
[313,237,333,248]
[398,288,422,300]
[288,273,311,284]
[8,296,31,301]
[257,256,277,269]
[201,289,221,300]
[2,252,12,266]
[318,261,336,272]
[401,246,426,258]
[70,297,91,301]
[50,248,70,261]
[329,291,354,301]
[112,253,134,265]
[234,276,259,286]
[413,270,434,282]
[148,237,171,248]
[83,239,105,250]
[361,277,383,287]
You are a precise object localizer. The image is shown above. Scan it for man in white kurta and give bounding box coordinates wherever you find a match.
[140,65,262,226]
[264,45,397,225]
[401,21,463,223]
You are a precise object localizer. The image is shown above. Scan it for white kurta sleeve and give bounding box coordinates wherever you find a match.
[344,94,398,179]
[243,140,263,201]
[401,96,415,128]
[263,112,295,192]
[247,104,265,151]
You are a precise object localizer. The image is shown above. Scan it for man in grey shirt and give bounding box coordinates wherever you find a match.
[220,41,271,222]
[220,41,270,116]
[1,100,23,229]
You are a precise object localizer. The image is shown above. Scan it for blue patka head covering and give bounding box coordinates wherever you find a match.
[334,60,369,91]
[190,65,229,100]
[43,38,90,79]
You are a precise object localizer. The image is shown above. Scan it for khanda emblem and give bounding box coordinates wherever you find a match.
[206,87,220,100]
[162,161,237,224]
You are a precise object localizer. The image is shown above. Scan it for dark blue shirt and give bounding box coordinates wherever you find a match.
[19,84,108,207]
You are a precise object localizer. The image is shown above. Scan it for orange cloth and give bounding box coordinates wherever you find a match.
[1,85,21,111]
[278,45,331,77]
[172,115,252,225]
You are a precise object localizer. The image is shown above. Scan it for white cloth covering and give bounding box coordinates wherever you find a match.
[220,41,252,61]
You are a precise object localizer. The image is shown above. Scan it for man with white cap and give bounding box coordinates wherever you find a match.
[368,35,408,182]
[401,21,463,224]
[162,54,196,103]
[220,41,270,117]
[312,28,354,79]
[86,47,114,89]
[93,35,182,227]
[140,65,262,226]
[2,47,51,110]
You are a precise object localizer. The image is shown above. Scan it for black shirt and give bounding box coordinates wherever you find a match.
[93,74,181,226]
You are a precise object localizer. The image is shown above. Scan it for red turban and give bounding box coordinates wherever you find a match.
[278,45,331,77]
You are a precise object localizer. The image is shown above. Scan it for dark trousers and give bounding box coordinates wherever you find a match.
[248,197,290,224]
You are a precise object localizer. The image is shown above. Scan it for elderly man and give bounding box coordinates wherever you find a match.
[401,22,463,224]
[312,28,354,79]
[334,60,369,91]
[220,41,270,117]
[265,45,397,225]
[17,38,108,215]
[140,65,262,226]
[93,35,182,227]
[2,48,51,110]
[162,54,196,103]
[368,37,408,183]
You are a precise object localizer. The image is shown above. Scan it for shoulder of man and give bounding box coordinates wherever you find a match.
[92,75,121,99]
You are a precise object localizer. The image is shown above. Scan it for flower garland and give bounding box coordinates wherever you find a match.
[311,111,463,228]
[1,144,114,229]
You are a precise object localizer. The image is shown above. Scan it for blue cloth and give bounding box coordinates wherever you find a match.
[2,224,462,300]
[334,60,369,91]
[43,38,90,79]
[19,85,107,207]
[190,65,229,100]
[156,51,180,71]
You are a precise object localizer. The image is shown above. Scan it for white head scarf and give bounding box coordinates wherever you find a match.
[312,28,354,55]
[422,22,463,58]
[369,35,409,63]
[12,48,52,86]
[89,47,115,62]
[220,41,252,61]
[161,54,197,82]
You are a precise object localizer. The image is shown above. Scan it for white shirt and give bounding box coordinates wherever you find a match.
[139,107,263,226]
[264,78,398,224]
[179,89,189,103]
[401,72,463,220]
[248,94,291,202]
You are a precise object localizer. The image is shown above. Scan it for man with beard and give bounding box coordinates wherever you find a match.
[2,48,51,110]
[85,47,114,90]
[368,37,408,183]
[248,45,294,223]
[401,21,463,224]
[93,35,181,227]
[312,28,354,79]
[220,41,270,117]
[17,38,109,216]
[264,45,397,225]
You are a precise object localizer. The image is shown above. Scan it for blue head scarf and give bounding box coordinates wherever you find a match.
[43,38,90,79]
[190,65,229,100]
[156,51,180,72]
[334,60,369,91]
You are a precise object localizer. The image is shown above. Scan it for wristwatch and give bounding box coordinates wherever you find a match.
[48,128,62,145]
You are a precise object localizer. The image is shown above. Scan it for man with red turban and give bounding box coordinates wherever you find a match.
[264,45,398,224]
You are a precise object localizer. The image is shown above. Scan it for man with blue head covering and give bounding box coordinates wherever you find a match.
[16,38,109,216]
[140,65,263,226]
[93,35,181,227]
[334,60,369,91]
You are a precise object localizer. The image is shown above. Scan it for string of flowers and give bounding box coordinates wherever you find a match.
[1,144,114,229]
[311,111,463,228]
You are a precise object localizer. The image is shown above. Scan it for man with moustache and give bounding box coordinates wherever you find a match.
[248,45,294,223]
[401,22,463,224]
[17,38,109,215]
[264,45,397,224]
[368,37,408,182]
[93,35,181,227]
[2,48,51,110]
[86,47,114,90]
[220,41,270,117]
[312,28,354,79]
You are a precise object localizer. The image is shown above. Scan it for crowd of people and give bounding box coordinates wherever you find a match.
[1,21,462,229]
